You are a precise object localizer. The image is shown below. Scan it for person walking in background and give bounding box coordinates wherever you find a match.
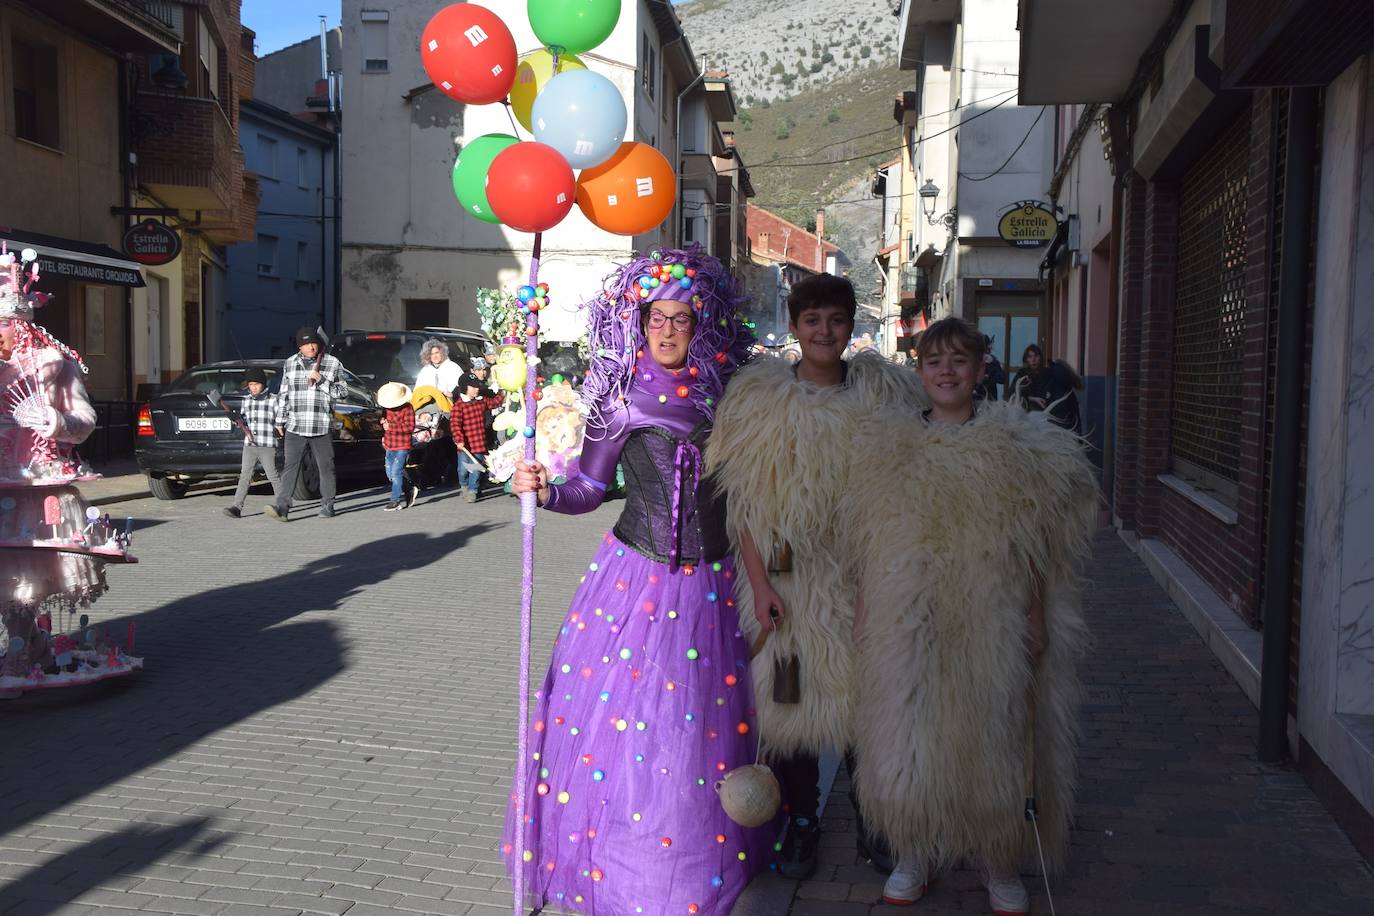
[415,338,462,393]
[976,335,1007,401]
[267,327,346,521]
[448,374,503,502]
[1010,343,1048,407]
[1011,344,1082,432]
[377,381,417,512]
[223,368,281,518]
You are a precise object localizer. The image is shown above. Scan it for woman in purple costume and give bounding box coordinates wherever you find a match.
[505,247,770,915]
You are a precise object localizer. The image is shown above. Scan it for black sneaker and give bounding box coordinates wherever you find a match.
[318,505,336,518]
[857,828,894,875]
[265,505,287,522]
[405,483,418,509]
[777,816,820,880]
[223,506,241,518]
[383,501,402,511]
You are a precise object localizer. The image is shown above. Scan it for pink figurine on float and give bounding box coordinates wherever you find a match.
[0,241,140,698]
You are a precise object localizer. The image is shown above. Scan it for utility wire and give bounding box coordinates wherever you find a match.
[958,106,1046,181]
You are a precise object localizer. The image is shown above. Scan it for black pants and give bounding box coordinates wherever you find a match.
[278,431,336,513]
[775,748,876,838]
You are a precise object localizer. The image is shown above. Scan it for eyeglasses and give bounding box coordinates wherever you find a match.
[646,309,695,332]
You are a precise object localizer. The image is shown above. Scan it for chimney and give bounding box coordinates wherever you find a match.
[815,209,825,240]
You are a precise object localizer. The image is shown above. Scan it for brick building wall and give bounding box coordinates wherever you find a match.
[1114,85,1318,700]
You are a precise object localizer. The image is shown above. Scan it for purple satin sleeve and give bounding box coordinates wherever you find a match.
[543,423,627,515]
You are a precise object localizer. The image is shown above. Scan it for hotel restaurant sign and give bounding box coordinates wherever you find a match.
[997,201,1057,248]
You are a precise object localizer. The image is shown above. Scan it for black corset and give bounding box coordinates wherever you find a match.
[612,423,729,567]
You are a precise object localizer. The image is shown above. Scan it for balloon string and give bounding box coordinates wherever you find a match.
[502,100,521,138]
[513,231,542,916]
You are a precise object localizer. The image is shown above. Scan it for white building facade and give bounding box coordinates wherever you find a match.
[341,0,707,343]
[897,0,1055,384]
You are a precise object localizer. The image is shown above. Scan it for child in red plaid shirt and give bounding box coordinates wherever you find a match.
[450,374,504,502]
[376,382,417,511]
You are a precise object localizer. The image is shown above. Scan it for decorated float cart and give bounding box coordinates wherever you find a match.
[0,244,139,699]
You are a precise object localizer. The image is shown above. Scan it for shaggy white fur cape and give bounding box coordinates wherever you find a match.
[705,352,925,757]
[840,401,1097,874]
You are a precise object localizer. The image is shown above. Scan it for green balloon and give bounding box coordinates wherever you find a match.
[529,0,622,55]
[452,133,519,224]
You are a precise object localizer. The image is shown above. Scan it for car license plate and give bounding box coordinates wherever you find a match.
[178,417,232,432]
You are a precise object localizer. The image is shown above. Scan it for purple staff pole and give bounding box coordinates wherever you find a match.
[512,231,543,916]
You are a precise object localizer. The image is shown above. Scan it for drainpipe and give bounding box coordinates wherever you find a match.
[1257,86,1318,763]
[318,17,328,330]
[675,54,707,246]
[118,54,135,402]
[330,71,342,332]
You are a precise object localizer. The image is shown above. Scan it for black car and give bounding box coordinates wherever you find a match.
[332,328,487,385]
[135,359,448,500]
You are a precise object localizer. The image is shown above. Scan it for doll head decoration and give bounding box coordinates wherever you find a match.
[579,245,753,438]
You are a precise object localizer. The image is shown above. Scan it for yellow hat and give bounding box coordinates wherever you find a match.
[410,385,453,414]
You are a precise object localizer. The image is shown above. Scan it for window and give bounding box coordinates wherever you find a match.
[404,299,448,329]
[640,33,656,101]
[296,241,310,282]
[256,134,278,179]
[256,234,278,276]
[362,10,389,72]
[297,147,310,187]
[198,15,220,100]
[1171,109,1250,499]
[11,36,59,148]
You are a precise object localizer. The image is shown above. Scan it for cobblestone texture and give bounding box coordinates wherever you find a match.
[1,477,1371,916]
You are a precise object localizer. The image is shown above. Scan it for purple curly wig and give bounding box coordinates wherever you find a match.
[580,244,753,438]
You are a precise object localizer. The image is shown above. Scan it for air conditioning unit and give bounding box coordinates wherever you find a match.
[256,264,274,275]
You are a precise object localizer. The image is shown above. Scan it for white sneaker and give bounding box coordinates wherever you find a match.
[986,873,1030,915]
[881,858,928,906]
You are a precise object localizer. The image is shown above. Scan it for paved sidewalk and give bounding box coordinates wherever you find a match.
[789,531,1374,915]
[4,487,1373,916]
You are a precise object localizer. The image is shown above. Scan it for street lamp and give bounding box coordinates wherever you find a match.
[918,179,957,229]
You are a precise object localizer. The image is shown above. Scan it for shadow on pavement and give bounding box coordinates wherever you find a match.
[0,523,497,904]
[1,819,222,916]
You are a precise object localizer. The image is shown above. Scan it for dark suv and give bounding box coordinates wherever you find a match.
[331,328,487,386]
[134,359,446,500]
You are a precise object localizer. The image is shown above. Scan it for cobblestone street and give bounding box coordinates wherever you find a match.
[1,482,1372,916]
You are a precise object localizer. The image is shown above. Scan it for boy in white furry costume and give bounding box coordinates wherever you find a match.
[844,318,1096,913]
[706,274,925,878]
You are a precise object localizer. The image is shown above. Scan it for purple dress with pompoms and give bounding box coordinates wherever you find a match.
[503,365,775,915]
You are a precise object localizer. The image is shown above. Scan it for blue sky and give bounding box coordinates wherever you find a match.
[242,1,341,57]
[241,1,689,57]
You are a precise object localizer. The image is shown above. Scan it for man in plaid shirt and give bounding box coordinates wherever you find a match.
[223,367,282,518]
[267,327,348,520]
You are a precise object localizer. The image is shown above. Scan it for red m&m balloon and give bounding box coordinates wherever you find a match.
[486,142,576,232]
[421,4,517,105]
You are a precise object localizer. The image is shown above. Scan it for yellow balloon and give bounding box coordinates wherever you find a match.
[494,343,528,394]
[510,49,586,132]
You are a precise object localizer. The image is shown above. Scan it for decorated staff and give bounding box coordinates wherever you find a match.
[415,3,675,913]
